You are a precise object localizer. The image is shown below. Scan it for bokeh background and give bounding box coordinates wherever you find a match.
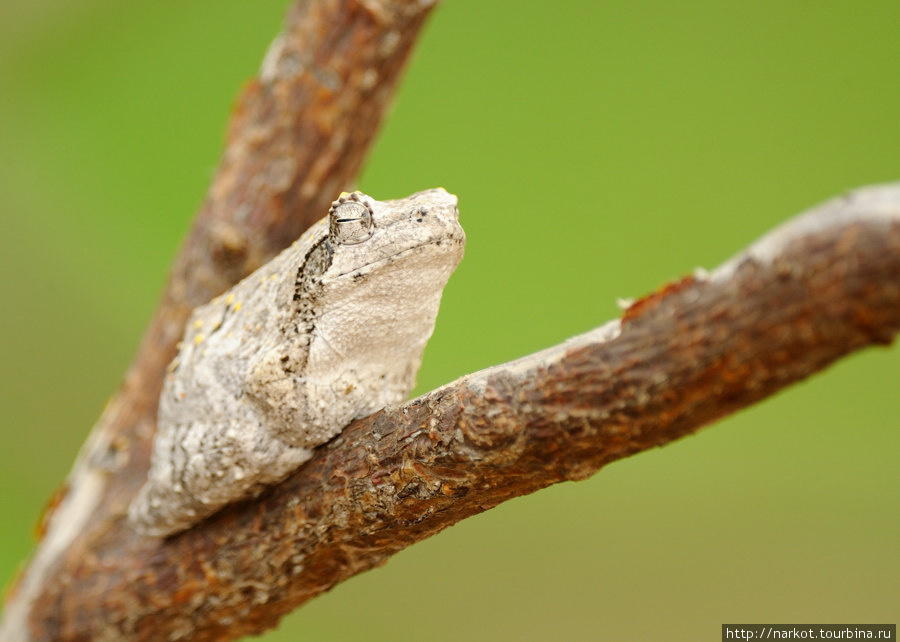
[1,1,898,640]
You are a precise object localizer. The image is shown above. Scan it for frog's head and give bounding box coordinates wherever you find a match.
[326,188,465,278]
[316,186,466,373]
[255,188,466,448]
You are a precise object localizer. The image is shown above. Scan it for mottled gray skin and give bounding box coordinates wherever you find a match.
[129,189,465,537]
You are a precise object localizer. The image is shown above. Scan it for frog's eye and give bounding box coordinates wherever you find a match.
[328,196,374,245]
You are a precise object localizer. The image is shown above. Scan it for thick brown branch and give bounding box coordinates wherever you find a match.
[19,184,900,640]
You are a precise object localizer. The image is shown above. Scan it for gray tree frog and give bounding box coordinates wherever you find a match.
[129,189,465,537]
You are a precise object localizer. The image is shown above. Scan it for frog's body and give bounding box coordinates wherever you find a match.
[129,189,465,537]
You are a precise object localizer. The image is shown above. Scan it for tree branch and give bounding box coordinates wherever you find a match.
[14,178,900,639]
[0,0,440,639]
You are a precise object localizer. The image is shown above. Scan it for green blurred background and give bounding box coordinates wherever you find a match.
[1,1,898,639]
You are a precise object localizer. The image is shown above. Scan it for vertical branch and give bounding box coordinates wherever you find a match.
[1,1,441,640]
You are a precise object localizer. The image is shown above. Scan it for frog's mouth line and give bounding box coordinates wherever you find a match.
[333,236,464,279]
